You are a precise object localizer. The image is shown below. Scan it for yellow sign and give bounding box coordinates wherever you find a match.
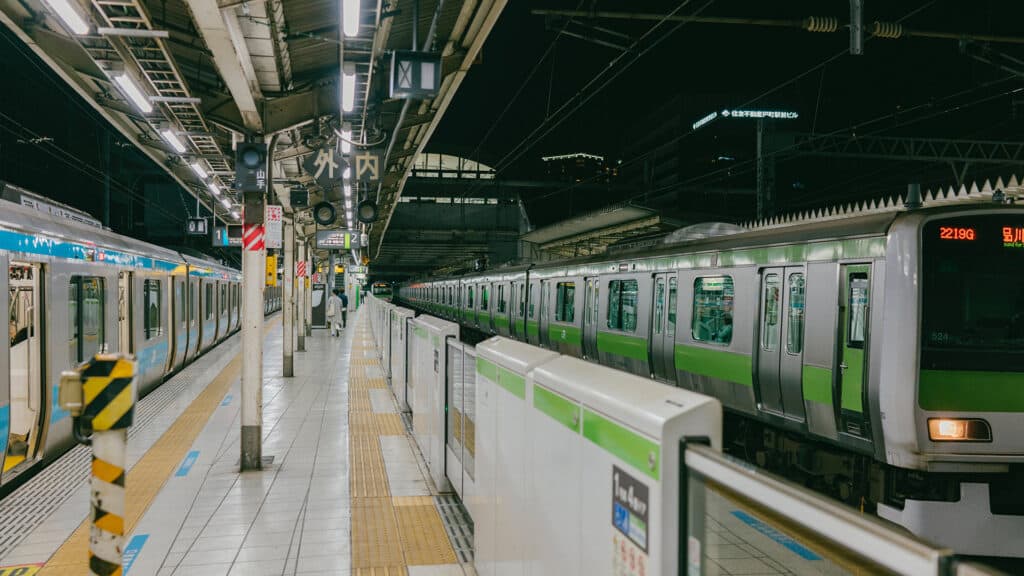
[305,278,311,289]
[266,255,277,287]
[0,565,43,575]
[335,265,345,273]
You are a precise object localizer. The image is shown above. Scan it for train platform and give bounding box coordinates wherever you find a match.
[0,311,470,576]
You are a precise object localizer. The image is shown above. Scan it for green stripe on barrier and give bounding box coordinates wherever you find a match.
[475,357,525,399]
[597,331,647,360]
[583,409,660,480]
[414,326,428,339]
[476,356,498,382]
[533,385,579,432]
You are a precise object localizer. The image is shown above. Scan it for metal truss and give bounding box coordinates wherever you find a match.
[790,133,1024,165]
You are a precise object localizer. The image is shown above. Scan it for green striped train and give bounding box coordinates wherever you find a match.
[400,196,1024,557]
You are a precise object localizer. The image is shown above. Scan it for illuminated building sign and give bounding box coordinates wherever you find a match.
[939,226,976,241]
[1003,226,1024,248]
[691,109,799,131]
[691,112,718,130]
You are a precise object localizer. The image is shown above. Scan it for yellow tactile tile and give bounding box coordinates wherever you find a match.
[393,498,458,566]
[40,319,280,575]
[350,435,390,498]
[350,413,406,436]
[350,390,373,413]
[351,498,405,569]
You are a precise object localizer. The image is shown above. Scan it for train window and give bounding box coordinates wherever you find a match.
[205,284,213,320]
[220,285,227,315]
[144,279,162,340]
[667,277,678,338]
[498,284,507,314]
[654,280,665,334]
[606,279,638,332]
[468,286,474,308]
[848,273,868,347]
[190,283,197,325]
[69,276,106,363]
[480,286,489,311]
[692,276,734,345]
[787,273,805,354]
[761,274,781,351]
[555,282,575,323]
[528,284,535,318]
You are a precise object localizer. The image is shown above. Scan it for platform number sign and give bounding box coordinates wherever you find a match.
[187,217,208,236]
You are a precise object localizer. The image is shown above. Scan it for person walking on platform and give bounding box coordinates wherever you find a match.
[328,288,345,337]
[339,288,349,328]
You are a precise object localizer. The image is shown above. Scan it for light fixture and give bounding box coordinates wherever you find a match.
[42,0,90,35]
[341,122,352,154]
[346,210,353,220]
[113,73,153,114]
[342,0,360,37]
[927,418,992,442]
[343,167,351,180]
[343,184,352,197]
[209,183,221,196]
[230,210,239,219]
[221,197,231,209]
[190,161,208,179]
[345,199,352,209]
[342,62,356,112]
[160,128,187,154]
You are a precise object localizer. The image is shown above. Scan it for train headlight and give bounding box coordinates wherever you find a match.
[928,418,992,442]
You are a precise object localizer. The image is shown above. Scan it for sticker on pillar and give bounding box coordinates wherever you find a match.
[612,465,649,552]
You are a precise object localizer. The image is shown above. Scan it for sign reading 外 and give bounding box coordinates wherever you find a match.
[303,146,348,188]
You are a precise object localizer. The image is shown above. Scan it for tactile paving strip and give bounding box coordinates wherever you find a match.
[436,494,475,564]
[351,497,405,569]
[350,413,407,436]
[393,497,458,566]
[350,390,373,413]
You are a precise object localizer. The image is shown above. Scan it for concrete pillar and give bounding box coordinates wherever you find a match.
[240,222,265,471]
[297,240,306,351]
[283,218,295,377]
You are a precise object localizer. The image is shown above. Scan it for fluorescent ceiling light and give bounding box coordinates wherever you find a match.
[221,198,231,209]
[43,0,89,35]
[345,199,352,209]
[342,0,360,37]
[230,211,239,219]
[342,62,356,112]
[160,129,187,154]
[113,73,153,114]
[209,183,221,196]
[346,210,353,220]
[341,123,352,154]
[190,162,208,179]
[343,184,352,197]
[343,167,351,180]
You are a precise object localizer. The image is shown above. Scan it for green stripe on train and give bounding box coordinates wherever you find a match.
[597,331,647,360]
[527,320,539,340]
[919,370,1024,412]
[802,365,832,404]
[674,344,752,386]
[494,315,510,330]
[548,323,582,345]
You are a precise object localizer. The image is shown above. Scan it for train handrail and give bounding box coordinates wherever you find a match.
[683,442,955,576]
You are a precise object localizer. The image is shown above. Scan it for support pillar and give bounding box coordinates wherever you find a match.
[297,240,307,351]
[283,218,295,377]
[305,251,313,337]
[240,215,265,471]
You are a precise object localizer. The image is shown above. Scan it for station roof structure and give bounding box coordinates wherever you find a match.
[0,0,505,254]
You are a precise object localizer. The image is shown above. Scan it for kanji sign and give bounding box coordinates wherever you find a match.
[354,149,384,183]
[390,50,442,99]
[316,230,354,249]
[265,205,283,249]
[303,146,347,188]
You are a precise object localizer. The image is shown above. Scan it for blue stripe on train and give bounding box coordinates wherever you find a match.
[0,404,9,459]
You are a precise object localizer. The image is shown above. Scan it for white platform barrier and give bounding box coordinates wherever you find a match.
[408,315,458,492]
[445,340,477,501]
[389,306,416,412]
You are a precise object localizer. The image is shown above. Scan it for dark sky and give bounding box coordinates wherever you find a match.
[430,0,1024,191]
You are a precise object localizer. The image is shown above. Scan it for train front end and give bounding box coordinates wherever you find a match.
[880,208,1024,556]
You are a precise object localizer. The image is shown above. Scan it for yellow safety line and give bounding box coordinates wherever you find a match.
[40,317,281,575]
[348,318,458,574]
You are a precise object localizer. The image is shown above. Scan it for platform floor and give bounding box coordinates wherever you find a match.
[0,311,470,576]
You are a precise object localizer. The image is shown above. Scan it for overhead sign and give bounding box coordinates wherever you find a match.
[236,142,268,192]
[303,146,347,188]
[316,229,354,249]
[213,225,243,247]
[347,265,368,275]
[354,149,384,184]
[186,217,208,236]
[266,255,277,286]
[265,205,283,249]
[390,50,442,99]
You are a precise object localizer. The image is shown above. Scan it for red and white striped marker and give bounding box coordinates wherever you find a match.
[242,224,265,251]
[295,261,306,277]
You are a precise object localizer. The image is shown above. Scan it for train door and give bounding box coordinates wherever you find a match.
[187,278,199,360]
[172,277,186,369]
[755,267,807,421]
[4,263,43,476]
[650,273,678,381]
[837,264,871,437]
[582,278,599,359]
[118,272,133,354]
[538,280,550,347]
[508,283,518,338]
[515,280,527,338]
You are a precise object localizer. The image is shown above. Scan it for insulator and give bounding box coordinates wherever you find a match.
[873,21,903,39]
[804,16,839,33]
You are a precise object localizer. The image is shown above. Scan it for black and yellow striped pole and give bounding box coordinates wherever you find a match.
[60,353,136,576]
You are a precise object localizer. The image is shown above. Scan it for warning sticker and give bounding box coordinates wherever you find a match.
[613,532,648,576]
[0,564,43,575]
[612,465,649,553]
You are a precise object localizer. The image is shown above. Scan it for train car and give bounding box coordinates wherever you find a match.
[0,183,273,490]
[399,195,1024,556]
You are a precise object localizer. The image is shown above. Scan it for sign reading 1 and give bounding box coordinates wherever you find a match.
[939,226,976,241]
